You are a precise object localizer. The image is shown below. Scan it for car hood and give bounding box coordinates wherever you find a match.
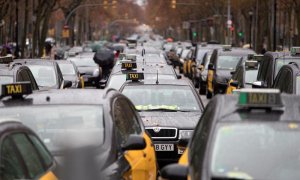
[139,111,202,129]
[77,66,98,75]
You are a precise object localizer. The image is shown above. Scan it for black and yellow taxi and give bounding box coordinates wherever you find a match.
[0,84,58,180]
[206,45,255,98]
[0,83,157,179]
[11,59,72,90]
[162,89,300,180]
[254,47,300,88]
[273,62,300,94]
[106,61,180,90]
[120,74,203,166]
[0,58,39,90]
[226,58,259,94]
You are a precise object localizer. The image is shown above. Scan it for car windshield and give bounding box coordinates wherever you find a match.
[275,58,300,77]
[217,56,241,70]
[122,85,200,111]
[58,63,76,75]
[0,75,13,84]
[28,65,57,87]
[211,123,300,180]
[69,57,98,67]
[196,50,208,62]
[245,69,258,84]
[0,105,104,153]
[108,74,175,90]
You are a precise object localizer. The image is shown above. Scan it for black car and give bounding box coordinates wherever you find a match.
[255,49,300,88]
[11,59,72,90]
[0,64,39,90]
[0,121,58,180]
[273,62,300,94]
[162,89,300,180]
[68,55,102,88]
[57,60,82,88]
[207,46,255,98]
[120,75,204,165]
[0,83,157,179]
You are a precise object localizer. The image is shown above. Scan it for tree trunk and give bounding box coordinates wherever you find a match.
[21,0,29,58]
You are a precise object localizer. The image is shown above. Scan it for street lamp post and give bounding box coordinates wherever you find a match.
[15,0,19,58]
[249,10,253,49]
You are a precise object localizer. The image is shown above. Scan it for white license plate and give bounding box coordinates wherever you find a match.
[154,144,174,151]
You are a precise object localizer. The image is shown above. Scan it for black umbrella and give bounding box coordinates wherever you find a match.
[93,48,114,68]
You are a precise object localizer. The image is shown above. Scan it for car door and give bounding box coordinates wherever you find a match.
[112,97,156,180]
[0,131,57,180]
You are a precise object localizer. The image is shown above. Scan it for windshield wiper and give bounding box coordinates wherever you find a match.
[139,108,191,112]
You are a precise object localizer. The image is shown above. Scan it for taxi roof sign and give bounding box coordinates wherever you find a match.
[121,62,137,70]
[0,55,13,64]
[245,60,258,69]
[222,45,232,51]
[291,47,300,56]
[1,82,32,98]
[238,89,283,109]
[253,55,264,62]
[126,73,144,81]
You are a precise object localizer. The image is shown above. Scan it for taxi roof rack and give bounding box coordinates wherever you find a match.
[238,89,284,111]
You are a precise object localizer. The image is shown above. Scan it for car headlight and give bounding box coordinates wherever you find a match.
[93,69,100,77]
[179,130,193,139]
[202,75,207,81]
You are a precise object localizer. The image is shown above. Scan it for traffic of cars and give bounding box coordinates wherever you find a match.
[1,35,300,180]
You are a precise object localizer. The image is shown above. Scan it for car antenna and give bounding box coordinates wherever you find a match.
[156,70,159,84]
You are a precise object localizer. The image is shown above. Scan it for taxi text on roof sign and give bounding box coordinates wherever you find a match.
[126,73,144,81]
[238,89,283,108]
[1,82,32,98]
[122,62,137,70]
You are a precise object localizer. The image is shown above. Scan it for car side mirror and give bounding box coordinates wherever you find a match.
[161,164,188,180]
[121,135,146,151]
[230,81,239,88]
[177,138,189,148]
[63,80,72,88]
[252,81,263,88]
[208,63,214,70]
[177,75,182,79]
